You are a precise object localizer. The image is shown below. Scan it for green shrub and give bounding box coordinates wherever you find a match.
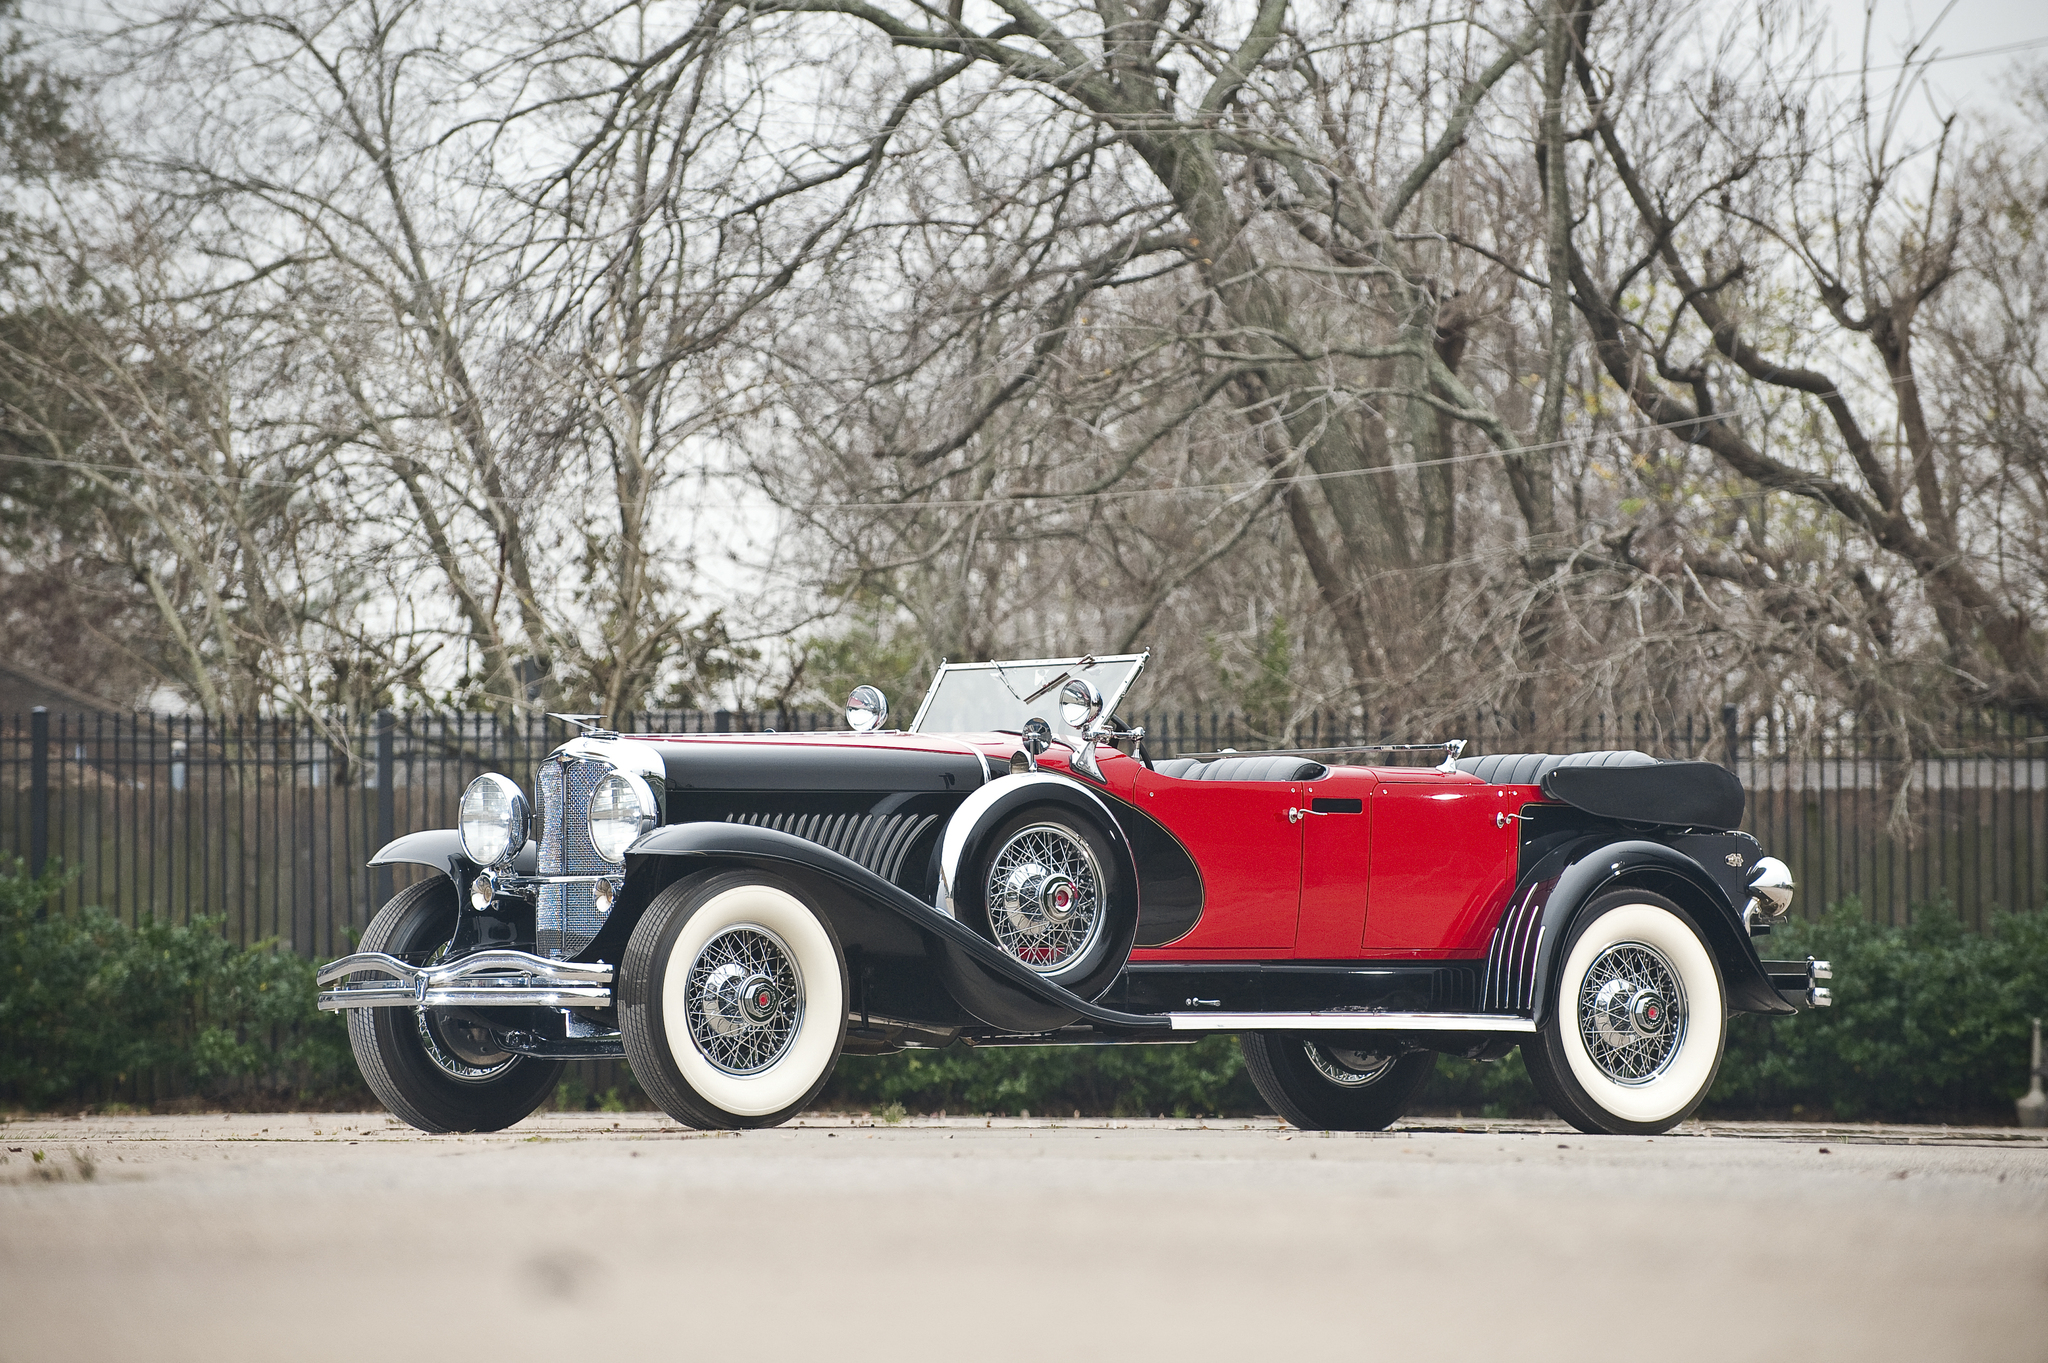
[1708,900,2048,1121]
[0,856,355,1108]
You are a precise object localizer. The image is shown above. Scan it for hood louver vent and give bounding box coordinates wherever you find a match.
[724,809,938,886]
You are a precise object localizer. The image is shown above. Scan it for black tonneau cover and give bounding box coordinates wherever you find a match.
[1541,760,1744,831]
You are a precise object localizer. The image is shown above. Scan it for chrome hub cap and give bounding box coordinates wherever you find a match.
[686,926,805,1075]
[1579,942,1687,1084]
[986,824,1104,973]
[1304,1042,1396,1087]
[738,973,782,1024]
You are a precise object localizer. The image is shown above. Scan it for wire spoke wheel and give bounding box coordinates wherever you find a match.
[1521,890,1727,1136]
[345,879,562,1134]
[622,873,848,1129]
[987,822,1114,970]
[1576,941,1687,1085]
[413,1011,518,1082]
[1303,1042,1397,1088]
[984,822,1104,973]
[684,924,805,1076]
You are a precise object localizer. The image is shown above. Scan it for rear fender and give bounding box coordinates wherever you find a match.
[1485,838,1789,1024]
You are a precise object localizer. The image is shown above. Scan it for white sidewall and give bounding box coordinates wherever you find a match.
[659,883,844,1118]
[1558,902,1723,1125]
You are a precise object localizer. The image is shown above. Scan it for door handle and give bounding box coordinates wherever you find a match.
[1287,807,1327,823]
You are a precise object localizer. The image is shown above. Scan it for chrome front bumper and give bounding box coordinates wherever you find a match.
[316,949,614,1012]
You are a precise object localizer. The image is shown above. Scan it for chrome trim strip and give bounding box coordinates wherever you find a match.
[315,949,615,1012]
[502,874,623,887]
[1165,1011,1537,1033]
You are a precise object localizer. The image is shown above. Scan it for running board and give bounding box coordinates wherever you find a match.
[1165,1011,1536,1033]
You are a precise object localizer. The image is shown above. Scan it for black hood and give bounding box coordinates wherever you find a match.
[650,736,989,795]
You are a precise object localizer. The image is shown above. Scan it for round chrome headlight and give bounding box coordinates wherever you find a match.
[846,684,889,733]
[458,773,529,867]
[588,771,657,863]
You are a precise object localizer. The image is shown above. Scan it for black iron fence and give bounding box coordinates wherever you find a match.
[3,706,2043,957]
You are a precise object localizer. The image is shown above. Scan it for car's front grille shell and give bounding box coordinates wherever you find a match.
[536,755,613,959]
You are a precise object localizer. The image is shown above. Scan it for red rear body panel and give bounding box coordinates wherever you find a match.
[960,739,1542,965]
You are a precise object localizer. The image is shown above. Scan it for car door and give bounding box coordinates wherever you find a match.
[1295,771,1374,957]
[1361,776,1515,956]
[1131,768,1303,950]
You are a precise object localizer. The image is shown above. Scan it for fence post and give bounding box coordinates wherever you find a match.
[28,706,49,883]
[375,710,395,904]
[1722,703,1739,773]
[714,709,732,734]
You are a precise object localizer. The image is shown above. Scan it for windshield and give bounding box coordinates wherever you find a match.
[908,653,1149,738]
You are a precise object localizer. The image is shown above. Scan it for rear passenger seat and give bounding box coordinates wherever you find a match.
[1452,750,1656,784]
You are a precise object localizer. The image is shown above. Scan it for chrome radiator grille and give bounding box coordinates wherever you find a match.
[536,756,612,959]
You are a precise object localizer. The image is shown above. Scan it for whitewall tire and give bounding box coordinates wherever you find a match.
[620,872,848,1129]
[1521,889,1727,1136]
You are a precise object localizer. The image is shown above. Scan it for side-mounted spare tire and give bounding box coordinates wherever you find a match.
[957,803,1137,1002]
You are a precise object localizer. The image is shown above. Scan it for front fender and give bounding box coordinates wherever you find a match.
[620,821,1168,1036]
[1485,838,1789,1023]
[366,831,535,878]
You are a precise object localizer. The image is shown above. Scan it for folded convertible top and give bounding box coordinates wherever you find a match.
[1541,759,1745,830]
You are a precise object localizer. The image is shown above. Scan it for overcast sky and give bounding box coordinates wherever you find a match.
[1821,0,2048,132]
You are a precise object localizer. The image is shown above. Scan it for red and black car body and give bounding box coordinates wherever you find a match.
[321,654,1824,1136]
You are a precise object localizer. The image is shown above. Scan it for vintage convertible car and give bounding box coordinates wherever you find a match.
[318,653,1828,1136]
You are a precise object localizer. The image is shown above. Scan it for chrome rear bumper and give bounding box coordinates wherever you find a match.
[1760,956,1833,1009]
[316,950,614,1012]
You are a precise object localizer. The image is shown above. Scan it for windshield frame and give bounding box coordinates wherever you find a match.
[906,652,1150,737]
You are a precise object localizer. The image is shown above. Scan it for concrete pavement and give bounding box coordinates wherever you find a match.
[2,1111,2043,1361]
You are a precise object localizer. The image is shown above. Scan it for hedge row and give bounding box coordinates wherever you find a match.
[0,858,358,1109]
[5,853,2044,1122]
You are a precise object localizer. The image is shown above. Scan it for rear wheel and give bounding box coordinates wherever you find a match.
[346,879,564,1133]
[1240,1034,1434,1131]
[619,871,848,1129]
[1520,889,1726,1136]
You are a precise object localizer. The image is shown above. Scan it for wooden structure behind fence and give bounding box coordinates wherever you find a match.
[3,706,2043,956]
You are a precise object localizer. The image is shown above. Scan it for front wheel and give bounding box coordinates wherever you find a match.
[346,879,564,1133]
[619,871,848,1129]
[1520,889,1727,1136]
[1240,1034,1434,1131]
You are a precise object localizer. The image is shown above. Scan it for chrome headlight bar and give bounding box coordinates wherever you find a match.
[315,949,614,1012]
